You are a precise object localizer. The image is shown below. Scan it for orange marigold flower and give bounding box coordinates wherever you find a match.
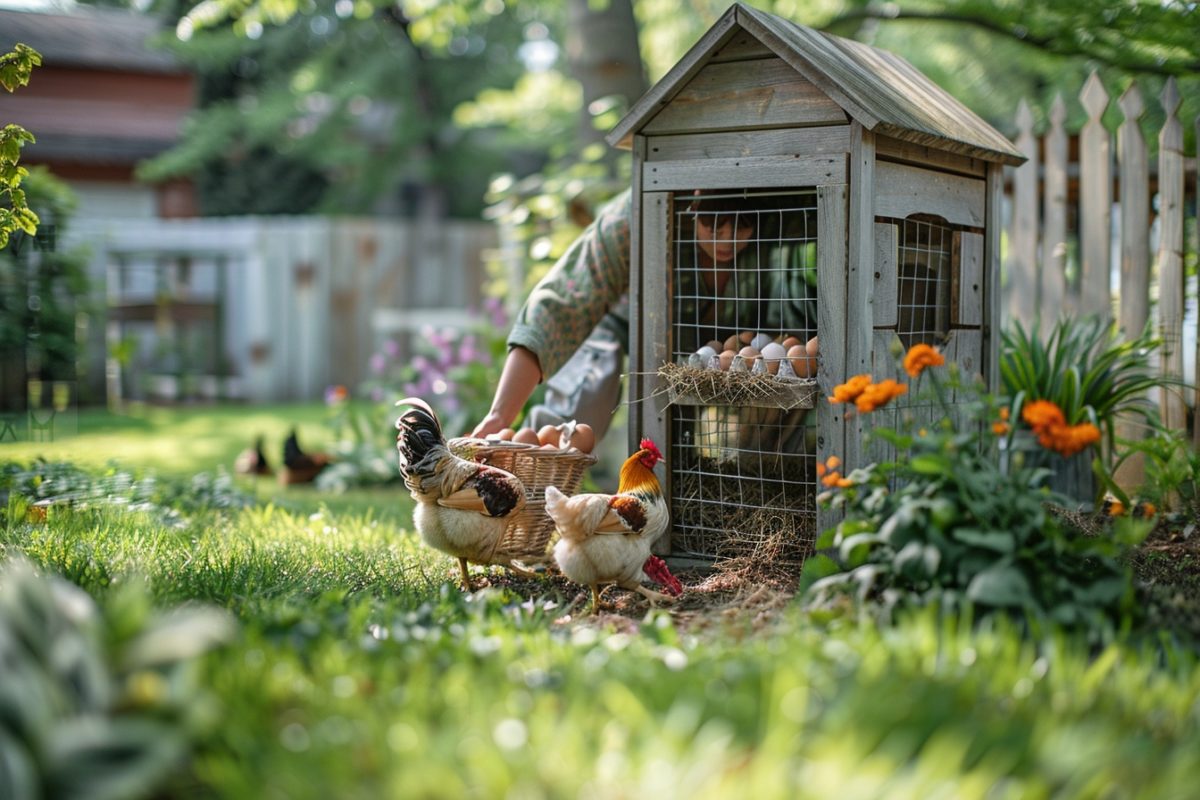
[992,421,1010,436]
[903,343,945,378]
[836,476,854,488]
[821,470,844,488]
[999,407,1010,421]
[854,379,908,413]
[1021,400,1066,434]
[825,455,841,470]
[816,462,827,477]
[828,374,873,404]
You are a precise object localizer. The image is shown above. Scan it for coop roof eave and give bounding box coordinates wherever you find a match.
[607,2,1026,168]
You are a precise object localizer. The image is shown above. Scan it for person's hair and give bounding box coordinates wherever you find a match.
[686,190,759,231]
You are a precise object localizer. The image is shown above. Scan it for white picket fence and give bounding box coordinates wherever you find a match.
[1002,73,1198,448]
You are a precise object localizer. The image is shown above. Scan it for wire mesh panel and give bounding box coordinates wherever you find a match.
[889,214,953,350]
[667,189,819,562]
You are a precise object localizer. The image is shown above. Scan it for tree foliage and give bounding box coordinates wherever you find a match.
[0,44,42,250]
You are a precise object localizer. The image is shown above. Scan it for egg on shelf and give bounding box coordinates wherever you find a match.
[781,335,801,350]
[806,335,819,356]
[690,344,718,368]
[705,340,724,352]
[738,330,756,345]
[788,344,814,378]
[734,345,760,372]
[749,332,774,351]
[723,334,740,351]
[718,349,736,371]
[760,341,787,375]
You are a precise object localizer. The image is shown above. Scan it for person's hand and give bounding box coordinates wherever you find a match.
[471,411,509,439]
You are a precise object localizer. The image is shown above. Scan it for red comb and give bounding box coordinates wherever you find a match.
[639,438,662,459]
[643,555,683,596]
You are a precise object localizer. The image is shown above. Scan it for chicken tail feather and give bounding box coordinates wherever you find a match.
[395,397,446,479]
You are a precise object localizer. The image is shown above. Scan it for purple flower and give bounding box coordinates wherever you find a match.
[484,296,509,328]
[383,339,400,358]
[370,387,384,402]
[369,353,386,375]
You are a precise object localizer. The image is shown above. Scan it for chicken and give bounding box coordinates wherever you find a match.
[280,428,333,485]
[395,397,531,590]
[546,438,683,613]
[234,435,272,476]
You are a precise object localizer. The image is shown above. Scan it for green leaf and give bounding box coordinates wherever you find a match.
[966,564,1031,608]
[910,453,952,476]
[952,528,1016,553]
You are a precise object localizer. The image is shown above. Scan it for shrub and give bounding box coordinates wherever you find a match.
[0,557,234,800]
[803,347,1150,639]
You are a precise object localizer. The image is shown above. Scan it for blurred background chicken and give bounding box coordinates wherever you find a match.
[546,438,682,613]
[395,397,531,590]
[280,428,333,485]
[234,435,272,476]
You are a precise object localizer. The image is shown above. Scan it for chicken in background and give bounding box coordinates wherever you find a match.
[546,439,683,614]
[234,435,272,476]
[280,428,333,485]
[395,397,532,590]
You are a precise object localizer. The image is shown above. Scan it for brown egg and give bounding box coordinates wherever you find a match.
[540,443,558,450]
[724,334,740,351]
[718,349,736,371]
[705,340,724,353]
[512,428,541,445]
[739,330,755,345]
[806,335,819,357]
[788,344,814,378]
[537,424,561,447]
[497,428,516,441]
[737,345,761,370]
[781,336,801,350]
[568,423,596,453]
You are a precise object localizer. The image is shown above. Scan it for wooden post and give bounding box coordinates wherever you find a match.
[1041,94,1069,329]
[1078,72,1113,321]
[844,124,875,477]
[1116,82,1149,488]
[1156,78,1186,435]
[1009,100,1038,330]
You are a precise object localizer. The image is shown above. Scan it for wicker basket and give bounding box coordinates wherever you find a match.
[447,437,598,564]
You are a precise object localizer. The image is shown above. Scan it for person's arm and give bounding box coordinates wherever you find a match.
[470,345,542,437]
[473,190,633,436]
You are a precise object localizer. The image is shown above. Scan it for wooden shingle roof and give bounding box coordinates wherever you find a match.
[0,7,181,74]
[607,2,1024,166]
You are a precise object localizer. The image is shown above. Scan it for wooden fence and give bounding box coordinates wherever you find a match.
[1002,72,1198,454]
[69,216,495,404]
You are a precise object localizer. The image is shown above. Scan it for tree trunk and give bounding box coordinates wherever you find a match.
[564,0,647,170]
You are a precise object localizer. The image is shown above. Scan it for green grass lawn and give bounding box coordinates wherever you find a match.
[3,405,1200,798]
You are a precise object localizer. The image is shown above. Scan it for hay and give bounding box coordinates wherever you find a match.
[658,363,819,409]
[671,465,816,568]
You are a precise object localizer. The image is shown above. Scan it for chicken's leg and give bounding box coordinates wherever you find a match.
[624,581,676,606]
[458,557,473,591]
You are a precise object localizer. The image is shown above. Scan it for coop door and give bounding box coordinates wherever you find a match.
[663,189,821,562]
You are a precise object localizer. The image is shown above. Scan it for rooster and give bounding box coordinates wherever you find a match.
[546,439,682,614]
[395,397,531,590]
[234,435,272,476]
[280,428,333,485]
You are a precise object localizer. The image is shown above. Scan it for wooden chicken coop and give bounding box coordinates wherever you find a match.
[606,3,1024,565]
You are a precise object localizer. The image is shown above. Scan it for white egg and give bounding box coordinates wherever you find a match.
[749,333,774,351]
[760,342,787,361]
[695,345,717,360]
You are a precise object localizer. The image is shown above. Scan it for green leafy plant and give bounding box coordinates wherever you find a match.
[803,351,1150,638]
[1000,316,1163,448]
[0,557,234,800]
[1108,427,1200,516]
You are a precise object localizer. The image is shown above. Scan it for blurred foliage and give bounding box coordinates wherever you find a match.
[0,557,234,800]
[315,299,516,491]
[804,352,1150,641]
[0,169,92,405]
[0,44,42,250]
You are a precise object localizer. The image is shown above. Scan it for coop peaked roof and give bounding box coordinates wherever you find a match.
[607,3,1024,166]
